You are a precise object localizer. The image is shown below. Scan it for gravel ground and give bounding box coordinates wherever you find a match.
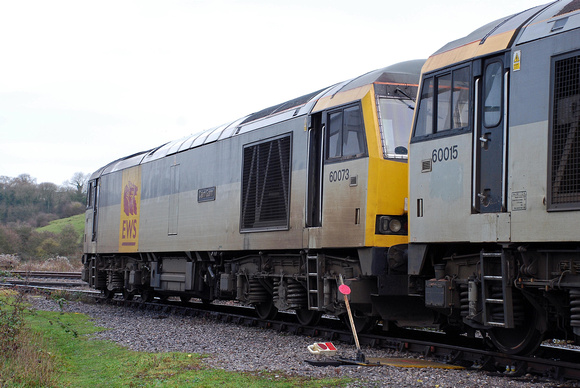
[28,295,577,387]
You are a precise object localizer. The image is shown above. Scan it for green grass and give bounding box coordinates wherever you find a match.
[2,295,349,387]
[36,214,85,235]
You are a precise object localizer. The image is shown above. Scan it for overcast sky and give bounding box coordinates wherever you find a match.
[0,0,542,185]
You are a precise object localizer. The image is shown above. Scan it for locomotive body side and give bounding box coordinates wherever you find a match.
[94,119,309,253]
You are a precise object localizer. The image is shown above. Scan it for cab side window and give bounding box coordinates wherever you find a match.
[414,78,434,137]
[326,104,366,160]
[413,66,470,138]
[86,182,94,208]
[483,62,503,127]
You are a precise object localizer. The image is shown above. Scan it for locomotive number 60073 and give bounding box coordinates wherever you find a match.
[329,169,350,182]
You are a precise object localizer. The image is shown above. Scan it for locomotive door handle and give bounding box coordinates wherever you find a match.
[478,189,491,206]
[479,133,491,150]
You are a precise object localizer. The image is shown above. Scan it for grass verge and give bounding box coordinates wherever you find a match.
[0,292,349,387]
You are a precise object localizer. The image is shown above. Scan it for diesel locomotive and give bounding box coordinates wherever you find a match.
[409,0,580,354]
[82,60,426,329]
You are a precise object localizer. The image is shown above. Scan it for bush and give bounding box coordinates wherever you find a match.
[0,290,57,386]
[34,213,58,228]
[37,256,77,272]
[35,236,60,258]
[0,225,21,254]
[0,254,20,270]
[0,290,26,356]
[60,202,85,218]
[0,328,57,387]
[57,224,81,256]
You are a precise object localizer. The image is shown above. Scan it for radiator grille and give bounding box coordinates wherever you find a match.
[241,135,291,231]
[550,53,580,209]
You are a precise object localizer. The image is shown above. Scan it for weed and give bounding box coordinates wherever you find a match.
[0,254,20,270]
[0,329,58,387]
[0,289,27,356]
[50,288,95,304]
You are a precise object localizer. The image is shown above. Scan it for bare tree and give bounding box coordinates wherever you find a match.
[67,172,90,197]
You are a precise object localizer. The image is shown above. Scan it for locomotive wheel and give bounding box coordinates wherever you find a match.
[103,289,115,299]
[140,289,154,303]
[487,305,544,355]
[295,308,322,326]
[340,311,378,333]
[158,294,169,302]
[255,300,278,320]
[122,289,134,301]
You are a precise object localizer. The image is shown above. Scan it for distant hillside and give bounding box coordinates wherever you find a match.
[37,214,85,236]
[0,213,85,260]
[0,173,88,226]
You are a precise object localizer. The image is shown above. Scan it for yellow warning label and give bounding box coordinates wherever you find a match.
[119,166,141,252]
[513,50,521,71]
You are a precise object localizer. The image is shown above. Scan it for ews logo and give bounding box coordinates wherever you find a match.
[119,167,141,252]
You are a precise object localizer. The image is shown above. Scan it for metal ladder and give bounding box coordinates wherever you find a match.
[89,258,97,288]
[89,257,106,288]
[480,251,514,328]
[306,254,324,310]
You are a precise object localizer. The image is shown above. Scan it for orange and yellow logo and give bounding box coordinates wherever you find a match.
[119,167,141,252]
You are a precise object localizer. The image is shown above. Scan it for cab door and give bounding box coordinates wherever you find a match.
[474,56,508,213]
[306,112,323,228]
[91,179,100,242]
[305,103,367,248]
[84,178,99,254]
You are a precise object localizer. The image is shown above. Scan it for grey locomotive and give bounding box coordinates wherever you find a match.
[82,60,425,329]
[409,0,580,354]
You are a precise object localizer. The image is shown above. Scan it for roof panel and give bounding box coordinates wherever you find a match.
[423,5,549,73]
[166,136,190,155]
[204,123,229,144]
[237,109,301,135]
[217,116,250,140]
[140,141,176,163]
[101,151,149,176]
[517,0,580,44]
[239,88,325,125]
[177,133,201,153]
[191,128,213,148]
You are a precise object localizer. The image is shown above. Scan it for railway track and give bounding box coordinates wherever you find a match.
[5,279,580,383]
[9,271,81,279]
[1,271,85,288]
